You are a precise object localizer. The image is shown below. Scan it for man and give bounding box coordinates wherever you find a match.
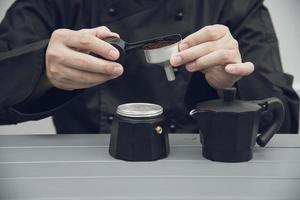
[0,0,298,134]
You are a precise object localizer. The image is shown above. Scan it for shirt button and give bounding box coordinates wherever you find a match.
[175,11,184,21]
[169,124,176,132]
[108,7,116,16]
[107,115,114,123]
[173,68,179,73]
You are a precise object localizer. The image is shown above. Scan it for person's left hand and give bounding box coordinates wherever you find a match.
[170,24,254,89]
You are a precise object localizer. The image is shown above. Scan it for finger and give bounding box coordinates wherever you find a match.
[171,41,214,67]
[51,64,119,86]
[225,62,255,76]
[58,47,123,76]
[89,26,120,39]
[79,26,119,38]
[75,29,119,55]
[185,49,241,72]
[170,35,231,67]
[179,25,229,51]
[64,30,120,60]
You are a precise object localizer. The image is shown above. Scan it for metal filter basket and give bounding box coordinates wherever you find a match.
[105,34,181,81]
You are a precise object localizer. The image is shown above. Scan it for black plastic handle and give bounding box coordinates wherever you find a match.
[254,98,285,147]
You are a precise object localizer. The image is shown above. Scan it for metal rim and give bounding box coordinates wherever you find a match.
[117,103,163,118]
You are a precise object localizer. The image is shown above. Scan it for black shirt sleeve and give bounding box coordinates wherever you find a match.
[220,0,299,133]
[0,0,79,125]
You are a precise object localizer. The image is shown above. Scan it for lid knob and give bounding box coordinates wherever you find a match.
[223,88,236,102]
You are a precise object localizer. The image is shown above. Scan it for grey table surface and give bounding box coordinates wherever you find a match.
[0,133,300,200]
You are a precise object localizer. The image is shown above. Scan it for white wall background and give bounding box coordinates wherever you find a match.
[0,0,299,134]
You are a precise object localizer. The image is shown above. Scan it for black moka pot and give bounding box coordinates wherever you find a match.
[190,88,285,162]
[109,103,170,161]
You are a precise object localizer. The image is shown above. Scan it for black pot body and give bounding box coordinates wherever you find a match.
[109,114,169,161]
[199,111,261,162]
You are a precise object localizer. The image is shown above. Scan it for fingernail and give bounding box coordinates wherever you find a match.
[226,65,236,73]
[171,55,182,66]
[113,66,123,76]
[113,33,120,38]
[186,63,196,72]
[179,43,189,51]
[109,50,119,60]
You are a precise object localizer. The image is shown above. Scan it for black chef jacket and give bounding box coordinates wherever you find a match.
[0,0,299,134]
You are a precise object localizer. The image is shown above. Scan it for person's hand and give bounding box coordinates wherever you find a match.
[46,26,123,91]
[170,25,254,89]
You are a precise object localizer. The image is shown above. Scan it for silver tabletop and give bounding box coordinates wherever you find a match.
[0,134,300,200]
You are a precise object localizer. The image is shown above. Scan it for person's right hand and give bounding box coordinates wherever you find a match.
[46,26,123,91]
